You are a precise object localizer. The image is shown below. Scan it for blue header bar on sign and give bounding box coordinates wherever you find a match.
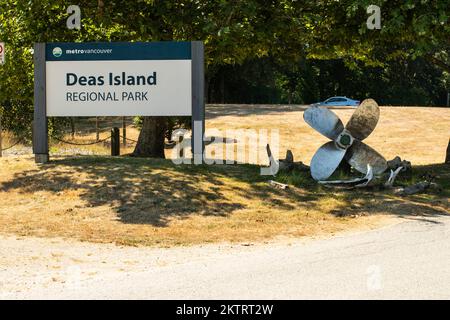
[46,42,192,61]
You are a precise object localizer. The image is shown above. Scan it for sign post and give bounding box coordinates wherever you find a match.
[191,42,205,164]
[33,43,48,163]
[0,112,3,158]
[33,41,204,163]
[0,43,4,155]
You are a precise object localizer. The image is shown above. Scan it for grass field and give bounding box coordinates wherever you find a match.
[0,105,449,246]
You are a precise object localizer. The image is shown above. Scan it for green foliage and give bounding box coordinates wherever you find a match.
[306,0,449,71]
[0,1,448,140]
[0,0,311,138]
[207,57,447,106]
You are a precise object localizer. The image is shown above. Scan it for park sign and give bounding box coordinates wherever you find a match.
[33,41,205,163]
[44,42,200,116]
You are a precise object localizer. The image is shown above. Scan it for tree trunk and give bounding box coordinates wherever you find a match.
[446,138,450,164]
[95,117,99,141]
[70,118,75,139]
[426,54,450,73]
[220,72,225,103]
[132,117,167,158]
[98,0,105,16]
[205,74,210,104]
[122,116,126,146]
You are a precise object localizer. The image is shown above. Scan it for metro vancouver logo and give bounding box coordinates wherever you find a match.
[52,47,62,58]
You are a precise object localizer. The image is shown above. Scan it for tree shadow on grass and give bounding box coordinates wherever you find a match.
[0,156,320,227]
[1,158,448,227]
[325,163,450,223]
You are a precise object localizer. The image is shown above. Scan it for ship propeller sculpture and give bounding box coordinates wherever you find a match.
[304,99,387,181]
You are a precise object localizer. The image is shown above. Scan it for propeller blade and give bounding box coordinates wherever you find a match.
[346,140,387,175]
[304,106,344,140]
[310,141,346,181]
[345,99,380,141]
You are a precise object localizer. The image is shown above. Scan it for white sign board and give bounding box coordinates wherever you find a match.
[33,41,205,163]
[45,42,194,116]
[0,42,4,65]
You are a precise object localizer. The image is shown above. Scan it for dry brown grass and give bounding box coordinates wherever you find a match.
[43,106,450,165]
[0,155,395,246]
[0,105,448,246]
[206,105,450,165]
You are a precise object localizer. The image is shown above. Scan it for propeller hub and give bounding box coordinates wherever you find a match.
[335,131,354,149]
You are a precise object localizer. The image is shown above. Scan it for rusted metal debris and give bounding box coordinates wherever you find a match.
[264,140,439,195]
[266,144,309,174]
[387,156,412,172]
[268,180,289,190]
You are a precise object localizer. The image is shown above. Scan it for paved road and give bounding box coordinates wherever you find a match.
[1,215,449,299]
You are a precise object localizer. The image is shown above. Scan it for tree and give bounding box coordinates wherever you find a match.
[130,0,314,157]
[133,117,167,157]
[1,0,448,153]
[304,0,449,72]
